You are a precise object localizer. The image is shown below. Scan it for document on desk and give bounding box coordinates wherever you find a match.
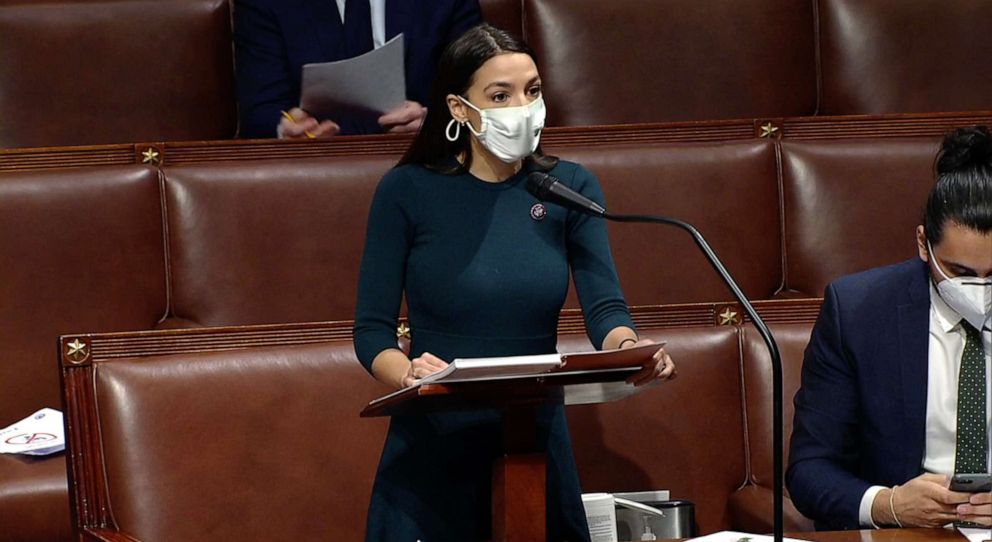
[300,34,406,122]
[959,527,992,542]
[0,408,65,456]
[687,532,811,542]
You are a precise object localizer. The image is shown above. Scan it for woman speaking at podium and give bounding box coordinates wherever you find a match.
[353,24,676,542]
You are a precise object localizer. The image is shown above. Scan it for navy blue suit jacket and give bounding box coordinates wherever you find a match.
[234,0,482,138]
[787,259,932,530]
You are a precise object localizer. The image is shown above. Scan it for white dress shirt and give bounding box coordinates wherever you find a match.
[335,0,387,48]
[858,285,992,527]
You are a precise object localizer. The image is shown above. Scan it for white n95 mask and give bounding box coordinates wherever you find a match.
[455,96,546,163]
[929,241,992,330]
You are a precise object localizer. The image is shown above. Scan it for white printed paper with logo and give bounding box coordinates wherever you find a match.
[0,408,65,456]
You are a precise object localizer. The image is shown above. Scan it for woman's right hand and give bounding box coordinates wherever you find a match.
[401,352,449,388]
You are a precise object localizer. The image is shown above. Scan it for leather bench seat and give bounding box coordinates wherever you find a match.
[554,140,782,305]
[4,0,992,148]
[0,0,235,148]
[817,0,992,115]
[162,156,395,327]
[524,0,817,126]
[61,318,814,539]
[731,322,818,532]
[90,342,390,542]
[0,137,947,540]
[781,138,940,296]
[0,166,167,424]
[0,165,167,542]
[0,456,71,542]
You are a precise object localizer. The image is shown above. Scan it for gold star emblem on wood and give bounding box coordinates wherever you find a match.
[759,122,780,138]
[718,307,741,326]
[396,323,411,339]
[140,148,160,165]
[65,338,88,363]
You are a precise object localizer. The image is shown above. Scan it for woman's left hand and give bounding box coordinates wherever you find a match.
[623,338,677,386]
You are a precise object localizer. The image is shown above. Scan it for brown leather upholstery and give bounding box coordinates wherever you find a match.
[0,166,167,423]
[2,135,953,540]
[731,322,815,532]
[0,455,71,542]
[524,0,817,126]
[163,156,394,327]
[66,319,760,538]
[93,342,390,542]
[163,140,783,322]
[740,323,809,489]
[0,0,236,148]
[561,327,746,534]
[818,0,992,115]
[479,0,522,38]
[552,140,783,305]
[3,0,992,151]
[0,165,166,542]
[780,138,940,297]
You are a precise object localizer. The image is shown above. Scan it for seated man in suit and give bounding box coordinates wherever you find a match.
[234,0,481,139]
[788,126,991,530]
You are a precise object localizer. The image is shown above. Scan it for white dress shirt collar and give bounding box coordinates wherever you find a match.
[931,281,964,333]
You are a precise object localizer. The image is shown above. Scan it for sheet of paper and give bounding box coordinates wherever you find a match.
[417,353,563,384]
[300,33,406,122]
[687,532,812,542]
[0,408,65,456]
[959,527,992,542]
[367,344,668,408]
[367,352,563,407]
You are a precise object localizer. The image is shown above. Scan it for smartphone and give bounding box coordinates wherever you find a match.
[950,473,992,492]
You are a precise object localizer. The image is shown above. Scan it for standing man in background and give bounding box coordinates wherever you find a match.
[788,126,991,530]
[234,0,481,139]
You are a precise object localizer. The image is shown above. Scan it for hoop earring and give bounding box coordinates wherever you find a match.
[445,119,463,142]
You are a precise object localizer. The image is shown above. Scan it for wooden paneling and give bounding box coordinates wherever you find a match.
[5,112,992,173]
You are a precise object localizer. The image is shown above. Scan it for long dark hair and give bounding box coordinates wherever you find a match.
[924,125,992,244]
[398,24,556,173]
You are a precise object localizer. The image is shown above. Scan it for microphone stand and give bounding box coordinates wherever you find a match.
[603,211,785,542]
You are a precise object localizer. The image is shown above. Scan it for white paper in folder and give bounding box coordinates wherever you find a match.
[300,34,406,121]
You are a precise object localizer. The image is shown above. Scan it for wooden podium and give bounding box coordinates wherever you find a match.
[361,345,661,542]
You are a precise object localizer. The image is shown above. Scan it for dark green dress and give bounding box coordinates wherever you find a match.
[353,159,634,541]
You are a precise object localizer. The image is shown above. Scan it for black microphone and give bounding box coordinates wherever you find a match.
[529,171,787,542]
[526,172,606,216]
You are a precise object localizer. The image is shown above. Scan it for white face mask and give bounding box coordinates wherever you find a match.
[929,241,992,331]
[451,96,546,163]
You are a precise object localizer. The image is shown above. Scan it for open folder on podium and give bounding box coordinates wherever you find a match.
[361,343,666,541]
[360,343,665,542]
[365,342,664,414]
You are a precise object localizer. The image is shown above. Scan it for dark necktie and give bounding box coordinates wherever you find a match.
[954,321,988,474]
[343,0,374,58]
